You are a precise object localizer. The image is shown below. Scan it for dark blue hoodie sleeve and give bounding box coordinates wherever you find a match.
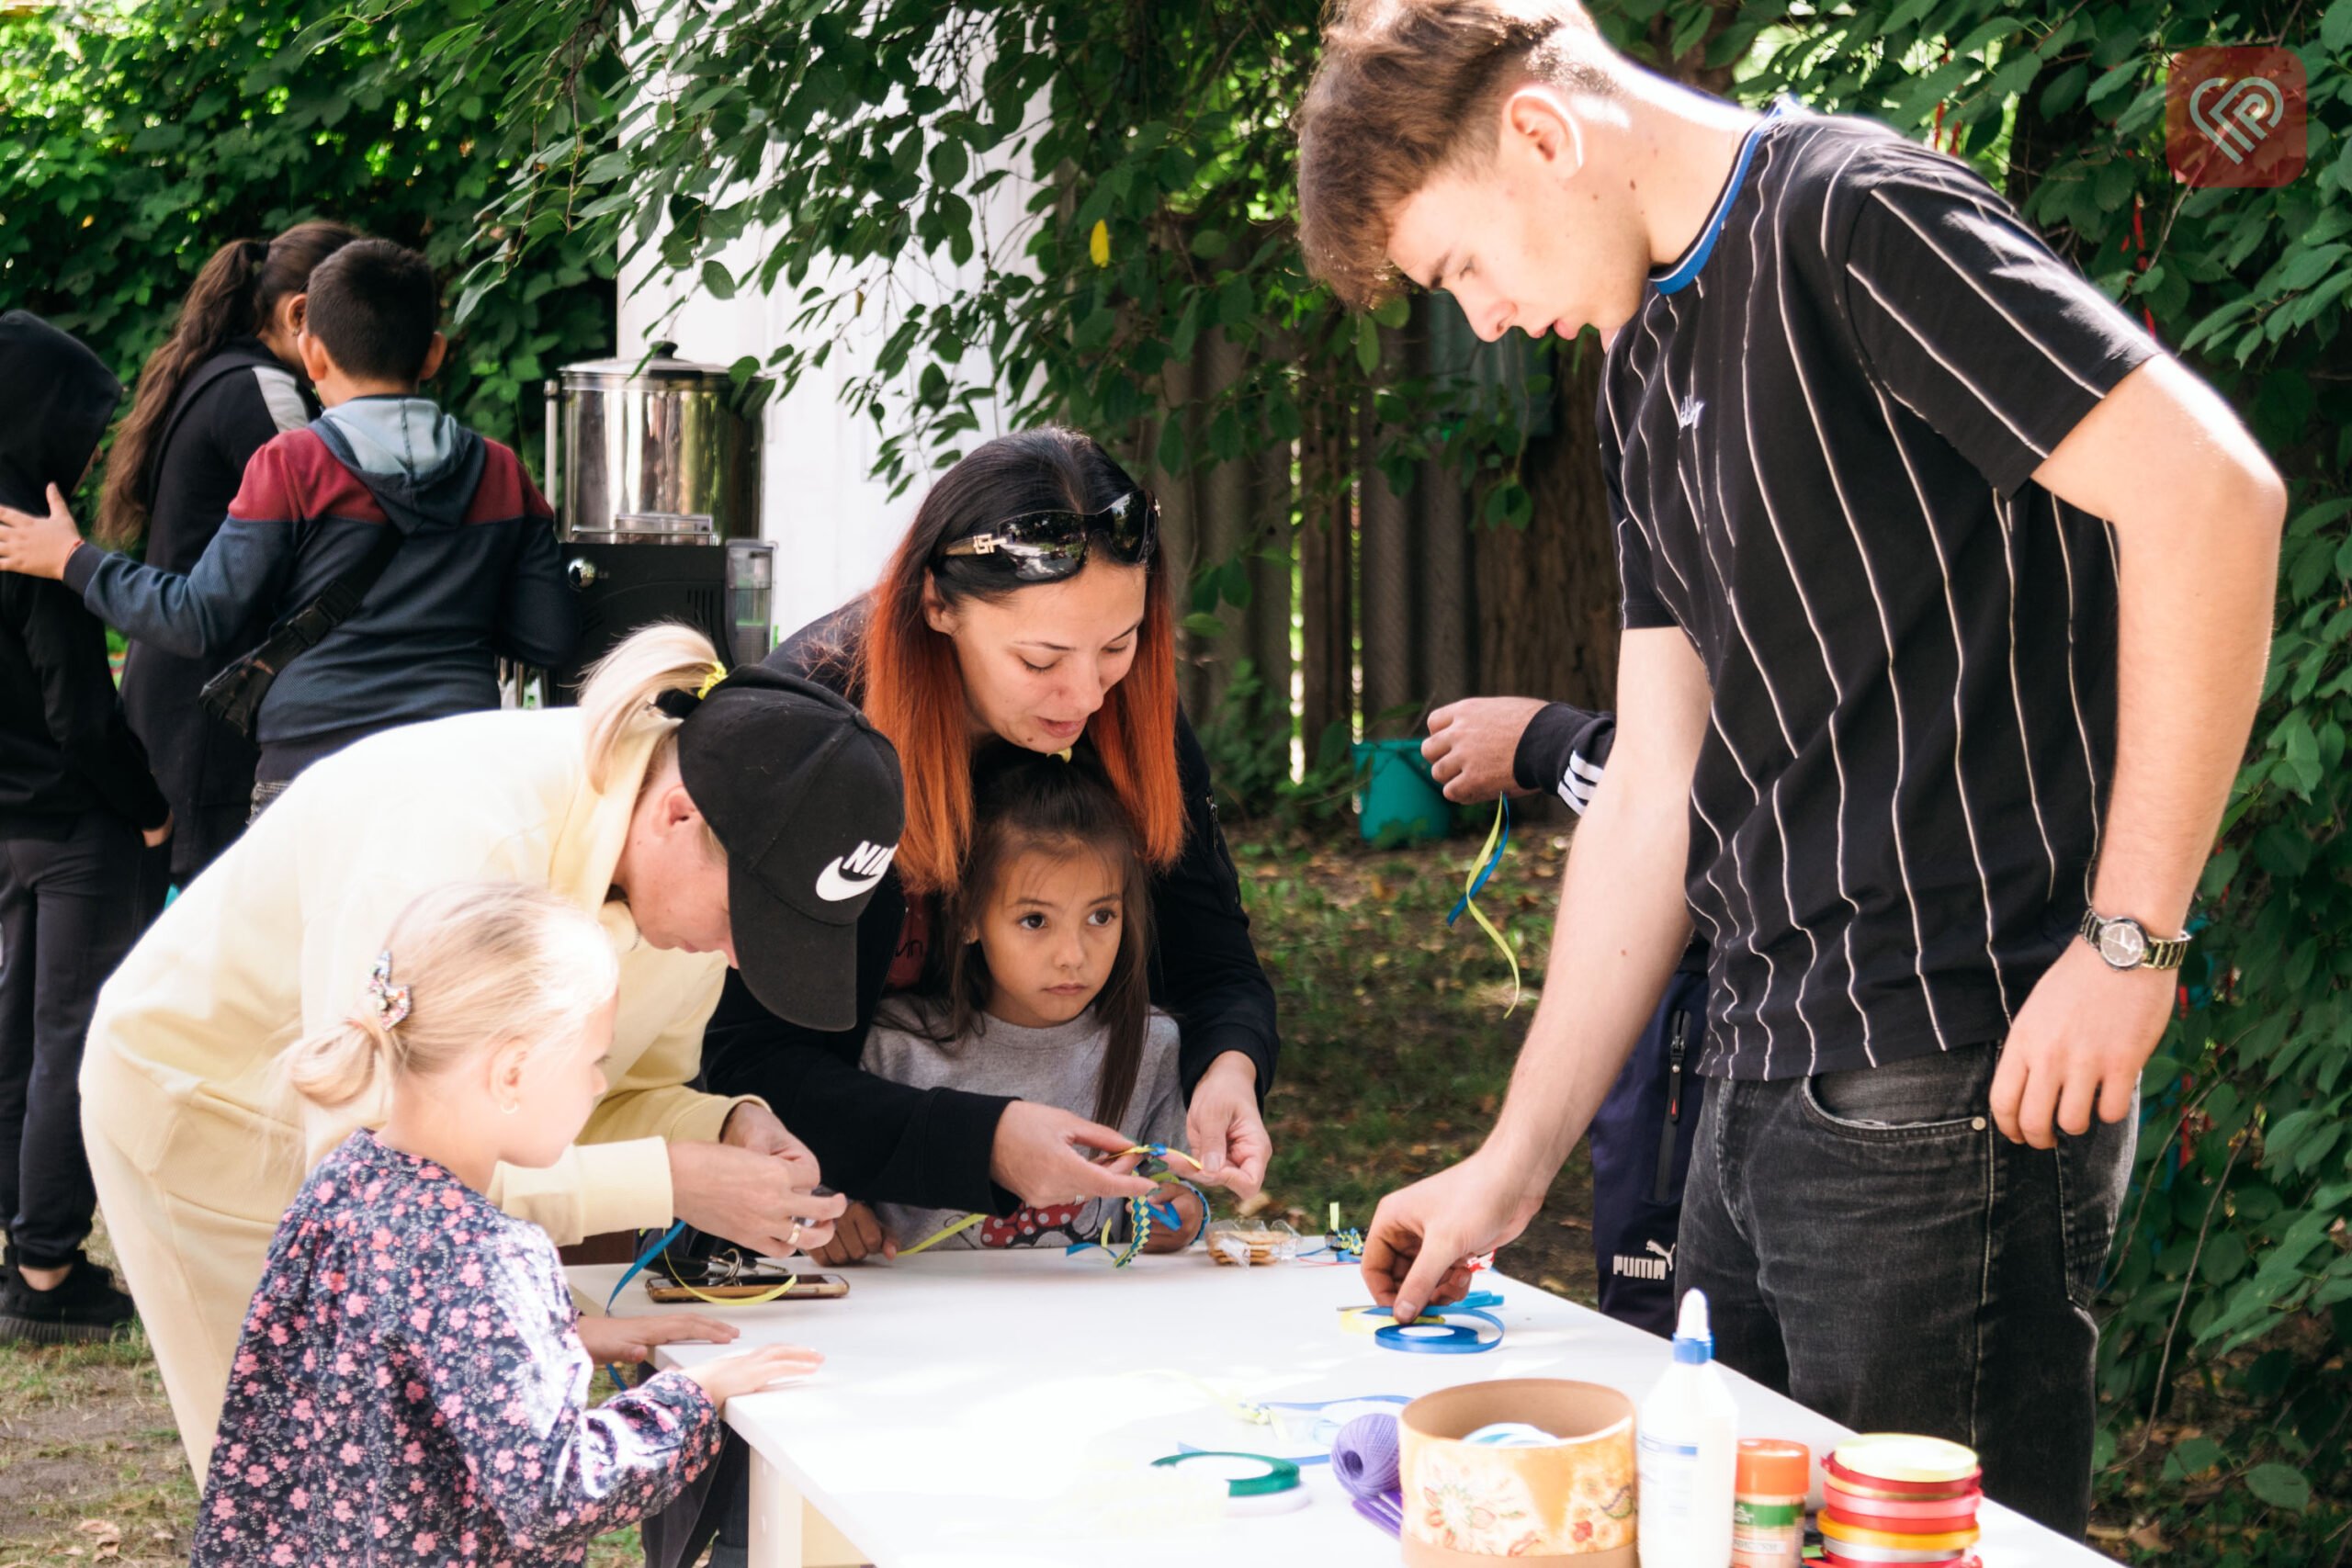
[64,514,296,661]
[494,510,579,668]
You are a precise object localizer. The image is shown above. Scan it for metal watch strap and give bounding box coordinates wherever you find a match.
[2078,907,2191,972]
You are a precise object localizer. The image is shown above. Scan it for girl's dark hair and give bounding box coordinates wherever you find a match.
[922,748,1155,1128]
[96,220,360,547]
[851,426,1182,895]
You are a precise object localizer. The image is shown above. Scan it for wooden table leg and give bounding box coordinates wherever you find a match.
[745,1443,806,1568]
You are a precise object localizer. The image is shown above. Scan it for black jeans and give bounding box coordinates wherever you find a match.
[1678,1042,2133,1539]
[0,814,156,1269]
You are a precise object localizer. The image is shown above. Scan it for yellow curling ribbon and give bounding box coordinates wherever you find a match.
[898,1212,987,1257]
[1447,797,1521,1015]
[695,661,728,700]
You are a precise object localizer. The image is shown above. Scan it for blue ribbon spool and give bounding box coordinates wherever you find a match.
[1374,1306,1506,1355]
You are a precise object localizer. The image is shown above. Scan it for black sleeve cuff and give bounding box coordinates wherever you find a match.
[918,1089,1024,1216]
[1178,1024,1276,1108]
[61,541,103,595]
[1513,702,1595,794]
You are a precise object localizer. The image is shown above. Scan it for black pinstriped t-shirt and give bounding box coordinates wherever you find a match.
[1602,106,2160,1079]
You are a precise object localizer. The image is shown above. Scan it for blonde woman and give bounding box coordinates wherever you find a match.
[80,624,901,1470]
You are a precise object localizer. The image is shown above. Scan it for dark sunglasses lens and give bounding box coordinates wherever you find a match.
[1098,493,1158,563]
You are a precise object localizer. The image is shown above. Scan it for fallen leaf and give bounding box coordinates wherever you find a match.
[2127,1522,2169,1552]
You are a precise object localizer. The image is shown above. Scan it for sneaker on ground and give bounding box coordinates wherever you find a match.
[0,1255,137,1344]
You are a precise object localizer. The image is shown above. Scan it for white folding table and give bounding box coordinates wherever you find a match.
[570,1250,2117,1568]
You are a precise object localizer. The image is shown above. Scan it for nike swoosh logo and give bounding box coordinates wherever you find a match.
[813,862,886,902]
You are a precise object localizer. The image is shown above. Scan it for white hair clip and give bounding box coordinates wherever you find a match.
[366,951,412,1031]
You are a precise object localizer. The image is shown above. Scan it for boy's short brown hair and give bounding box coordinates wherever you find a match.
[1295,0,1607,310]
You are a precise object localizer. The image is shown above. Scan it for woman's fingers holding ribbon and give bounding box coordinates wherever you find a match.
[989,1100,1157,1209]
[1184,1051,1271,1199]
[0,484,85,581]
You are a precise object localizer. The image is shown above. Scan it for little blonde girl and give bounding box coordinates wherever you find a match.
[842,750,1205,1258]
[192,882,819,1567]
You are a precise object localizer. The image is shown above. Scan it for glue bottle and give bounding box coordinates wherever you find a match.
[1636,1288,1738,1568]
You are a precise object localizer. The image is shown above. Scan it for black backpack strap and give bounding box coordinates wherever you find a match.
[143,345,294,510]
[249,520,406,666]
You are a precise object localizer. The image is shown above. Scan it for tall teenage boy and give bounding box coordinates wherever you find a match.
[1297,0,2285,1534]
[0,239,577,814]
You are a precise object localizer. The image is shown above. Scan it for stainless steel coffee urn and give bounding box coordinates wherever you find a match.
[540,343,777,698]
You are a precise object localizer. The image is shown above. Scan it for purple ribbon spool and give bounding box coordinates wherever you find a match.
[1330,1411,1402,1499]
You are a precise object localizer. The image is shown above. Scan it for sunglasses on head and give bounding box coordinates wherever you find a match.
[933,490,1159,582]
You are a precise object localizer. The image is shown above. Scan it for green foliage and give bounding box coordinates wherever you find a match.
[367,0,1558,547]
[0,0,614,474]
[1747,0,2352,1545]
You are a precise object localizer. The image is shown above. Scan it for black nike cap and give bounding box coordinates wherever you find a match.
[671,668,903,1031]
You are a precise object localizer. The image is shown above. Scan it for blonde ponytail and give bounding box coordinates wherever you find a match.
[280,883,619,1113]
[577,622,724,794]
[284,1014,395,1109]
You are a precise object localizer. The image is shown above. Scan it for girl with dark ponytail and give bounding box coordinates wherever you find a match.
[96,220,357,885]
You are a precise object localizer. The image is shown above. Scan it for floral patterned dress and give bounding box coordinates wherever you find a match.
[192,1131,723,1566]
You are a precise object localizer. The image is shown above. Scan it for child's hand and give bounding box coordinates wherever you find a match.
[0,484,87,581]
[684,1343,825,1408]
[1141,1182,1207,1253]
[578,1310,741,1366]
[808,1201,894,1266]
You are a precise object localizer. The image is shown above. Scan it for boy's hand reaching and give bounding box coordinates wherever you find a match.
[0,484,88,581]
[808,1201,895,1266]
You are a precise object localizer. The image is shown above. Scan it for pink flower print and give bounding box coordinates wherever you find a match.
[404,1441,424,1464]
[288,1487,309,1510]
[459,1261,483,1287]
[291,1398,312,1422]
[333,1498,355,1524]
[271,1543,296,1565]
[339,1440,365,1465]
[413,1533,438,1553]
[211,1496,236,1520]
[315,1180,335,1201]
[244,1464,270,1488]
[411,1307,433,1332]
[494,1449,516,1473]
[371,1226,394,1249]
[266,1324,289,1347]
[345,1294,369,1315]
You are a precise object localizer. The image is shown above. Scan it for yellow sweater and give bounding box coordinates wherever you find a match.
[82,706,748,1244]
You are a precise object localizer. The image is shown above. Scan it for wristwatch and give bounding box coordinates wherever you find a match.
[2078,908,2190,972]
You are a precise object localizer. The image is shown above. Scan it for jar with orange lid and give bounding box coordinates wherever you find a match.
[1732,1438,1811,1568]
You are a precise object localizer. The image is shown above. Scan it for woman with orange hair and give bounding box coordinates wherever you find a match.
[699,427,1277,1233]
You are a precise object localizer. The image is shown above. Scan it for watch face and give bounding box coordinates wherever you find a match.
[2098,919,2148,969]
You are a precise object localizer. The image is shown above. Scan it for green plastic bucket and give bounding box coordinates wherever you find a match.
[1352,738,1449,845]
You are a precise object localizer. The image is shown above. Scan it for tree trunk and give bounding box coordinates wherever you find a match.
[1470,342,1619,715]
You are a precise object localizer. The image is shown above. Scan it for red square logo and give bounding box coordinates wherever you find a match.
[2167,48,2306,187]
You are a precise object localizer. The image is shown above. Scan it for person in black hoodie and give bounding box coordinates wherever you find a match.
[94,221,357,884]
[0,239,577,804]
[0,311,172,1343]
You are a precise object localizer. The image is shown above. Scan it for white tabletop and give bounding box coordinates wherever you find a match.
[571,1250,2113,1568]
